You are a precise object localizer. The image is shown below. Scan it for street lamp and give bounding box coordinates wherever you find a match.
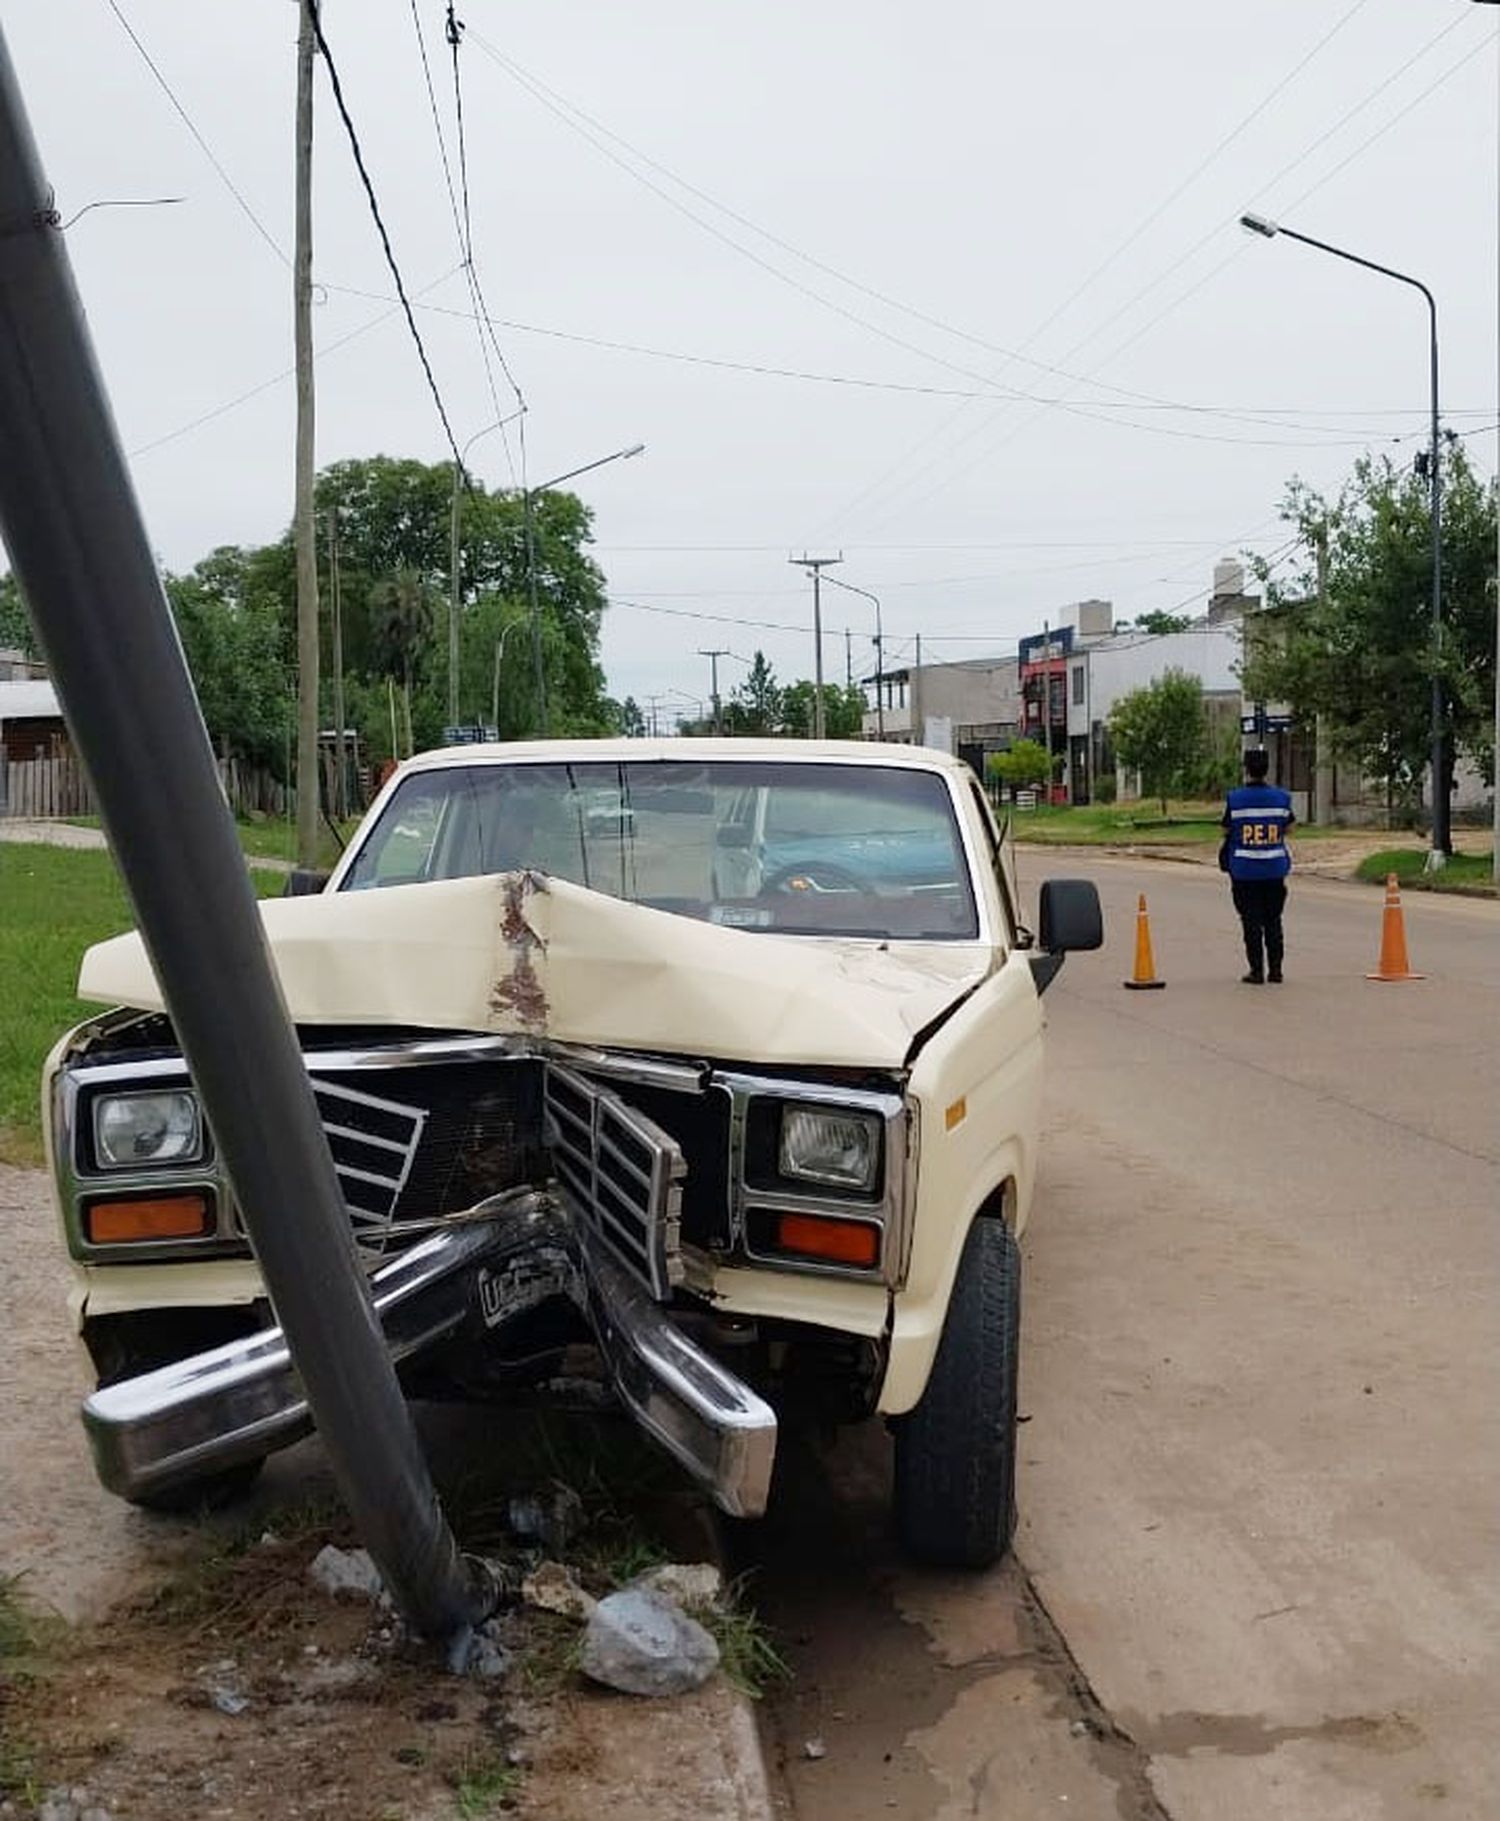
[450,409,525,730]
[821,573,885,739]
[1473,0,1500,881]
[491,614,524,734]
[524,443,645,737]
[1239,211,1448,865]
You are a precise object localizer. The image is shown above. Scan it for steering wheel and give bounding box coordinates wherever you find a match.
[763,863,865,896]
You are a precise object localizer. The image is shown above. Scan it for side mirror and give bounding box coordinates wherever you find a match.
[283,867,331,897]
[1029,878,1103,994]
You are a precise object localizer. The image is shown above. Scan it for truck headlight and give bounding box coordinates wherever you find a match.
[779,1105,880,1191]
[94,1090,203,1169]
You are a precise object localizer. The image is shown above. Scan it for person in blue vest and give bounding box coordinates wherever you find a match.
[1221,748,1294,984]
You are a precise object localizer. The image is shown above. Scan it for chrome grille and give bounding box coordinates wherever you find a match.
[309,1077,427,1250]
[544,1065,685,1299]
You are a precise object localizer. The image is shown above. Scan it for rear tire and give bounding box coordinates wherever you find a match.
[893,1217,1020,1569]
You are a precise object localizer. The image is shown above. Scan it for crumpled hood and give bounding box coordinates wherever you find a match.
[78,871,991,1070]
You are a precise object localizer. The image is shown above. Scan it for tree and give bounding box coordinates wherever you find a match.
[617,696,646,737]
[780,680,867,738]
[1108,670,1209,815]
[725,650,782,734]
[0,573,38,658]
[164,548,292,775]
[1136,609,1194,636]
[1243,448,1496,832]
[987,738,1051,801]
[368,569,435,757]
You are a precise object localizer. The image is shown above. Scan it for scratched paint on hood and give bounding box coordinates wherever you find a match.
[77,872,992,1069]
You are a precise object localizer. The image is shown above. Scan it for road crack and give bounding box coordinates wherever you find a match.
[1017,1568,1175,1821]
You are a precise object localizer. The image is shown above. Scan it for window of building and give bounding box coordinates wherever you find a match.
[1071,665,1085,706]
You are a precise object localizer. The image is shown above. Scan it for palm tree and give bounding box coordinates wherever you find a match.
[368,568,434,755]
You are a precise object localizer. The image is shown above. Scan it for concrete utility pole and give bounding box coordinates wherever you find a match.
[293,0,320,868]
[1042,620,1055,793]
[913,631,923,745]
[698,648,728,735]
[0,12,493,1644]
[1313,527,1333,828]
[821,574,884,741]
[790,553,842,739]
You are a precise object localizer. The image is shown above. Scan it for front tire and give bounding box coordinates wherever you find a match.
[893,1217,1020,1569]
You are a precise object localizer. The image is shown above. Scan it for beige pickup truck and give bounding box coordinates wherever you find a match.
[44,739,1101,1567]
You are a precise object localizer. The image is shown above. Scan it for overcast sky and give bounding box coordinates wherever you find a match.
[6,1,1497,725]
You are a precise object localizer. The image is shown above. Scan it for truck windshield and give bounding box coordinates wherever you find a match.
[340,760,979,940]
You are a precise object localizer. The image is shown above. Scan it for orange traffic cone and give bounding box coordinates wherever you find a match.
[1367,873,1423,982]
[1123,893,1166,990]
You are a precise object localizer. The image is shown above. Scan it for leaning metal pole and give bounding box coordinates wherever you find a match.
[0,26,492,1642]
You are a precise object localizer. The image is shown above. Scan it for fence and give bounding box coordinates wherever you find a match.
[0,746,95,818]
[0,748,292,822]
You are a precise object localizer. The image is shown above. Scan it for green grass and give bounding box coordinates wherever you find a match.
[450,1748,521,1818]
[1354,848,1496,893]
[1001,800,1369,846]
[1000,800,1223,845]
[66,814,359,870]
[0,1575,54,1804]
[0,844,285,1165]
[694,1578,790,1701]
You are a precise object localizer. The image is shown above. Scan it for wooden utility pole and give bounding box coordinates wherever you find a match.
[327,504,347,821]
[293,0,321,866]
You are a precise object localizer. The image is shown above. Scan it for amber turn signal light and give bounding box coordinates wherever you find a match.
[85,1193,212,1244]
[774,1212,879,1269]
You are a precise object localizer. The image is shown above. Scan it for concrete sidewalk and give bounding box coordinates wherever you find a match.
[1,815,295,871]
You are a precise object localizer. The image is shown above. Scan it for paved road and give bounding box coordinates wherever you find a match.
[754,856,1499,1820]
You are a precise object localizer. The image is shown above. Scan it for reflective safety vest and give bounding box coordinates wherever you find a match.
[1223,783,1293,880]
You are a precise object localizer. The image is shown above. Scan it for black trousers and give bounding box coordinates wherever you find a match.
[1231,878,1287,976]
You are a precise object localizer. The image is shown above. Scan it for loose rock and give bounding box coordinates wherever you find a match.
[580,1587,720,1697]
[522,1560,596,1621]
[631,1562,722,1611]
[803,1738,827,1762]
[446,1617,512,1681]
[37,1791,115,1821]
[307,1544,390,1606]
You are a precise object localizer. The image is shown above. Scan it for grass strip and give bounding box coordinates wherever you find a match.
[1353,848,1496,894]
[0,843,285,1164]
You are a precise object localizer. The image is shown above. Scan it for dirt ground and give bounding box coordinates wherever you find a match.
[0,1164,770,1821]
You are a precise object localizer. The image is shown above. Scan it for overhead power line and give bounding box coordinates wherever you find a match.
[101,0,288,266]
[403,0,522,480]
[128,265,464,460]
[821,9,1487,538]
[1013,0,1378,356]
[323,279,1394,451]
[309,2,463,468]
[837,19,1499,537]
[444,4,527,430]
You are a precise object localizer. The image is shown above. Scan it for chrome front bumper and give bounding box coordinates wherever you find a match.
[81,1190,778,1520]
